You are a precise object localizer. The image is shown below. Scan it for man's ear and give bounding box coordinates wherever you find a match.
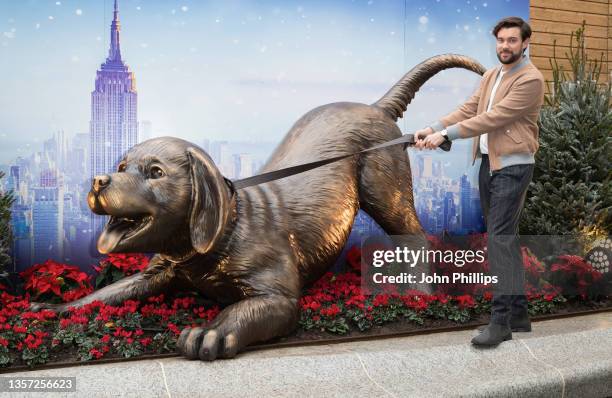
[186,147,232,254]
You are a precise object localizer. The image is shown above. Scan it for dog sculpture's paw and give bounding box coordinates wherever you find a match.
[177,325,241,361]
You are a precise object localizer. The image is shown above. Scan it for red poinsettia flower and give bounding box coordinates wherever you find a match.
[20,260,93,303]
[455,294,476,309]
[549,254,603,298]
[522,247,545,280]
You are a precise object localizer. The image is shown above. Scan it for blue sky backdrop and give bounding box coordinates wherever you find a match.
[0,0,528,171]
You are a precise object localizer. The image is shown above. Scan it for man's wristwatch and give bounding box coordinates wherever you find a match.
[440,129,450,142]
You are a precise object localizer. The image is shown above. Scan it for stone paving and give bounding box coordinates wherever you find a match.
[1,312,611,398]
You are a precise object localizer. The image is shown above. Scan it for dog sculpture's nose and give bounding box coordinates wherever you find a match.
[92,175,111,194]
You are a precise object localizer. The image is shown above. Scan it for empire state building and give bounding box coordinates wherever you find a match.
[89,0,137,253]
[90,0,138,179]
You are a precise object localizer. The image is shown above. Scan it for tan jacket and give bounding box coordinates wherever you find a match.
[429,56,545,171]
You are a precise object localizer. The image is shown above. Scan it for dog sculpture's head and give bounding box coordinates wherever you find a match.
[88,137,233,256]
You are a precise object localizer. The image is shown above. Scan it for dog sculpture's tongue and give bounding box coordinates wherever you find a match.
[97,221,129,254]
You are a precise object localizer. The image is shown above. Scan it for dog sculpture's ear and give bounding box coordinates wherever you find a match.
[186,147,232,254]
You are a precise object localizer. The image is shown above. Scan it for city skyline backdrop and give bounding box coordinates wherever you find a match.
[0,0,528,272]
[1,0,525,167]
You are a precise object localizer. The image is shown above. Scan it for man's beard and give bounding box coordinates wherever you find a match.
[496,49,522,64]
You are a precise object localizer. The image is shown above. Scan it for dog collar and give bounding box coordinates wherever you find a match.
[224,177,236,197]
[160,249,198,264]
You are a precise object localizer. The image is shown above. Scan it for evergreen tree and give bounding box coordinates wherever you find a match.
[0,171,15,273]
[520,23,612,240]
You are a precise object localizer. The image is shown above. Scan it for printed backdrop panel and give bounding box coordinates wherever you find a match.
[0,0,529,272]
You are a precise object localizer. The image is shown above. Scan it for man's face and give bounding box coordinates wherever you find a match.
[495,26,528,65]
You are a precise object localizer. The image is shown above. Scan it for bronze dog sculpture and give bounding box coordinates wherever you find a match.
[30,55,485,360]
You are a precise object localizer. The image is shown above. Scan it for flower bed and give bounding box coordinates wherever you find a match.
[0,234,610,369]
[0,291,219,368]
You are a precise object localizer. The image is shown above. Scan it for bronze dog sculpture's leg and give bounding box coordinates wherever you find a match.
[358,144,432,293]
[28,54,486,361]
[178,294,298,360]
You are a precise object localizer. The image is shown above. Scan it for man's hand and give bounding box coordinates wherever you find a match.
[415,131,446,150]
[415,127,434,142]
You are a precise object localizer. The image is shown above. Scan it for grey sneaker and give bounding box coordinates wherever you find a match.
[471,323,512,346]
[509,312,531,332]
[478,313,532,333]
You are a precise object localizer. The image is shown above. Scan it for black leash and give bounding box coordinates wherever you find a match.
[231,134,451,190]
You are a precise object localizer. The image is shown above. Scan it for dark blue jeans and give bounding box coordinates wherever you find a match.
[479,154,534,326]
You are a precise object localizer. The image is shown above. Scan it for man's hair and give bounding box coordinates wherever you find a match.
[492,17,532,41]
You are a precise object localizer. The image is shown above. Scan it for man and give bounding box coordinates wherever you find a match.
[414,16,545,345]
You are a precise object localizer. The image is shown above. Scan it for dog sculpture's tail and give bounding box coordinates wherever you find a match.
[373,54,486,121]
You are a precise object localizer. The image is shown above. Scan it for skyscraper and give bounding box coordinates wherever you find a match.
[210,141,232,176]
[31,186,63,265]
[89,0,137,254]
[443,191,455,232]
[7,166,20,196]
[233,153,253,179]
[90,0,138,179]
[460,174,472,233]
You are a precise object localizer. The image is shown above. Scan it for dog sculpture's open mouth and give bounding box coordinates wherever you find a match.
[98,214,153,253]
[108,215,152,238]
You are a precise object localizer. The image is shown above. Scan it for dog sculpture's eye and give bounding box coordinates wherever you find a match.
[149,166,165,179]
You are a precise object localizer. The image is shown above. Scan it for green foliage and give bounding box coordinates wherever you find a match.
[527,295,567,316]
[21,346,49,368]
[0,345,10,366]
[0,171,16,273]
[114,337,144,359]
[150,331,177,353]
[520,23,612,236]
[95,266,126,290]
